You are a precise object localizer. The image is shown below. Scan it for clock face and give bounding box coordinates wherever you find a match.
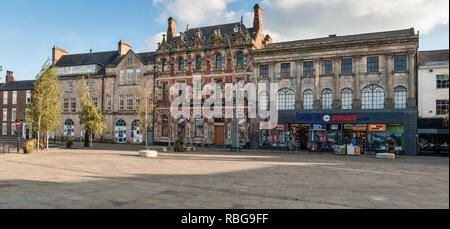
[233,26,239,33]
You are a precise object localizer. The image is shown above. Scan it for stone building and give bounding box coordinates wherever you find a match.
[251,28,419,155]
[153,4,271,146]
[53,42,156,143]
[0,71,34,139]
[417,49,449,154]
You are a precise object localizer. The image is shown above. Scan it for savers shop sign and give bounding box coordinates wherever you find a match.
[296,115,370,122]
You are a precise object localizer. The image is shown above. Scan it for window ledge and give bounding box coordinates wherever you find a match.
[320,74,334,77]
[393,70,408,74]
[339,73,354,77]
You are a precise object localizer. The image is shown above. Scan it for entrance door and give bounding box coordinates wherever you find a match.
[214,126,225,145]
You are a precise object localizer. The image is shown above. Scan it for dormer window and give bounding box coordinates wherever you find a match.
[57,64,99,76]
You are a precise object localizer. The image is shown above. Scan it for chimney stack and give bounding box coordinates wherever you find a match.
[167,17,177,42]
[253,4,263,34]
[5,71,15,83]
[52,46,68,64]
[118,40,132,56]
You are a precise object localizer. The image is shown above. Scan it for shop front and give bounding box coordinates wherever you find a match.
[418,118,449,155]
[269,109,417,155]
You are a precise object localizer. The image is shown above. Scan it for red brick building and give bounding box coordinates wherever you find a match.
[0,70,34,139]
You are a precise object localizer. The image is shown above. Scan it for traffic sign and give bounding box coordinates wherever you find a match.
[15,120,21,128]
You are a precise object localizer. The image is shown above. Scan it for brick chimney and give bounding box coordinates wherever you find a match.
[167,17,177,42]
[5,71,15,82]
[52,46,68,64]
[118,40,132,56]
[253,4,263,34]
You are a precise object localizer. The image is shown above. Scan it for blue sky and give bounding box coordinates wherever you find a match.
[0,0,448,81]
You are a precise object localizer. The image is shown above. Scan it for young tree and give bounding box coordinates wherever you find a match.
[28,59,62,152]
[79,77,106,148]
[136,77,154,149]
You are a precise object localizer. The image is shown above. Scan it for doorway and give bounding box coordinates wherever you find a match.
[214,126,225,145]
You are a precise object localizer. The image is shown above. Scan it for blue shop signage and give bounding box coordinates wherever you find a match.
[296,114,370,122]
[310,124,326,130]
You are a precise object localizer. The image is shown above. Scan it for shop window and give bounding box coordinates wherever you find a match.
[321,89,333,109]
[362,85,384,109]
[394,86,407,109]
[341,88,353,109]
[277,88,295,110]
[303,90,313,110]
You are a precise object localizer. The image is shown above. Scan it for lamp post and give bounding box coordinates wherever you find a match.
[227,38,240,152]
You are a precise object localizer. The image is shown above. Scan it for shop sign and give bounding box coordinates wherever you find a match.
[330,125,340,130]
[297,115,370,122]
[310,124,326,130]
[274,124,286,130]
[369,124,386,131]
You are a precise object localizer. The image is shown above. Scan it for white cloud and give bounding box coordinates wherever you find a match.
[261,0,449,42]
[140,32,166,52]
[145,0,448,50]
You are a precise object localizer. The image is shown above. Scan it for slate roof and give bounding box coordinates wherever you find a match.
[262,28,417,50]
[55,50,156,77]
[170,22,254,47]
[418,49,449,65]
[0,80,35,91]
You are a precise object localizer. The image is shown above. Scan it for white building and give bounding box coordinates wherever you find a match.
[417,49,449,154]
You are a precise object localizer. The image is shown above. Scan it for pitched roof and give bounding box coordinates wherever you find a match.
[418,49,449,65]
[0,80,35,91]
[170,22,253,47]
[55,51,119,67]
[262,28,417,50]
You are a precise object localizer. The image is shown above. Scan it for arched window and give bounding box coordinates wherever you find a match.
[321,89,333,109]
[131,120,143,143]
[237,52,244,67]
[64,119,74,137]
[341,88,353,109]
[277,88,295,110]
[161,115,169,137]
[115,119,127,143]
[394,86,407,109]
[178,58,184,71]
[196,56,202,70]
[259,91,269,111]
[362,85,385,109]
[162,59,167,72]
[303,90,313,110]
[216,54,222,68]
